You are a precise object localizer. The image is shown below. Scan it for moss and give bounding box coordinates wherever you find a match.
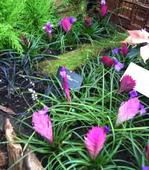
[40,32,126,75]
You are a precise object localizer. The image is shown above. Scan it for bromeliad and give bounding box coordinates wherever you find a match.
[118,75,136,93]
[32,106,53,143]
[100,0,108,16]
[60,17,76,32]
[116,97,140,125]
[60,66,71,102]
[84,126,108,159]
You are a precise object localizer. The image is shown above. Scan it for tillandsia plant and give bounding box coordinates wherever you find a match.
[1,1,148,169]
[0,0,115,54]
[16,50,149,169]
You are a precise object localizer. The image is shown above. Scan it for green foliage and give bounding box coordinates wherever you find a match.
[0,0,57,52]
[0,0,25,52]
[18,57,149,169]
[22,0,57,34]
[40,32,126,74]
[0,23,23,52]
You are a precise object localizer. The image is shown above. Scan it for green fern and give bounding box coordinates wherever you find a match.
[22,0,57,34]
[0,23,23,52]
[0,0,57,52]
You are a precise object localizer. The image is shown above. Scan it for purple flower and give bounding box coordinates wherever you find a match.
[69,17,77,24]
[104,126,110,133]
[139,104,146,115]
[142,167,149,170]
[43,22,52,35]
[129,90,138,98]
[60,17,76,32]
[113,58,124,72]
[112,48,120,55]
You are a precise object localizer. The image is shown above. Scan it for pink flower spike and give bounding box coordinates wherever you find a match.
[101,4,108,16]
[84,126,107,159]
[101,56,114,67]
[32,106,53,143]
[60,17,73,32]
[119,75,136,93]
[121,43,128,57]
[60,67,71,102]
[116,97,140,125]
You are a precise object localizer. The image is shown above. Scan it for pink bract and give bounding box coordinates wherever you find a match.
[101,56,114,67]
[32,106,53,143]
[119,75,136,93]
[116,97,140,125]
[101,4,108,16]
[84,126,107,159]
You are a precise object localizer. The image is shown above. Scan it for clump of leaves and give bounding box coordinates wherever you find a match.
[0,0,58,52]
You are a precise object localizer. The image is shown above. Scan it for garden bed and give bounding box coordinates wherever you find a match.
[0,0,149,170]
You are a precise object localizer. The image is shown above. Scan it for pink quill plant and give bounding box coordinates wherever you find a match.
[118,75,136,93]
[121,43,128,57]
[32,106,53,143]
[101,4,107,16]
[101,56,114,67]
[60,17,76,32]
[116,97,141,125]
[100,0,107,16]
[84,126,108,159]
[60,66,71,102]
[129,90,146,115]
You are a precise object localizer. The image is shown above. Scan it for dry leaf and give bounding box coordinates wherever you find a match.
[24,148,44,170]
[0,105,15,115]
[4,118,23,170]
[123,30,149,45]
[0,151,7,168]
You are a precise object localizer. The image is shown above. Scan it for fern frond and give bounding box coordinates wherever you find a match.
[0,23,23,53]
